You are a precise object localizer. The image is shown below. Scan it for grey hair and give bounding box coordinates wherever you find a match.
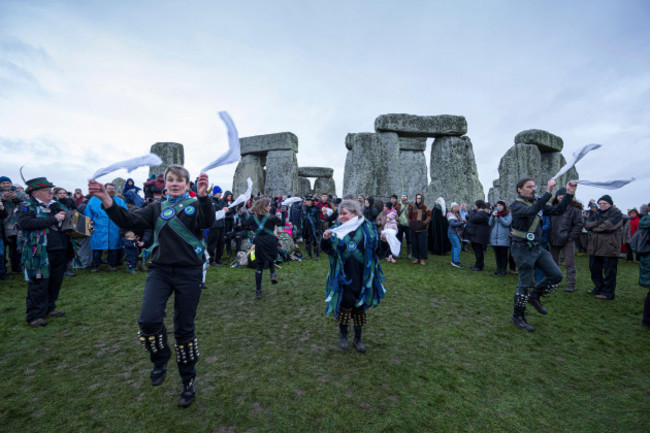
[640,203,650,216]
[338,199,362,217]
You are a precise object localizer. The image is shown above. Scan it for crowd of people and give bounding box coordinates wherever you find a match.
[2,169,649,406]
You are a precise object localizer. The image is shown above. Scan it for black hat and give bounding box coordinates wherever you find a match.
[598,194,613,206]
[555,187,567,197]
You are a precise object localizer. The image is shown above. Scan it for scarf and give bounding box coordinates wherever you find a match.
[167,192,190,205]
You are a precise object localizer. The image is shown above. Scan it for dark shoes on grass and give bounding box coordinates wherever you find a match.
[510,315,535,332]
[47,311,65,318]
[29,318,47,327]
[150,365,167,387]
[178,379,196,408]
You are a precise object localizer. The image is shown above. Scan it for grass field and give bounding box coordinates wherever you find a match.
[1,248,648,433]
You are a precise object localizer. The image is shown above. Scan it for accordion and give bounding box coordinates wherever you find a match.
[61,210,91,238]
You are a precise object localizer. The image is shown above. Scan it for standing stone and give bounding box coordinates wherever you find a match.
[298,167,334,178]
[265,150,299,197]
[343,132,402,203]
[297,177,312,196]
[375,113,468,138]
[232,154,265,197]
[112,177,126,193]
[488,143,542,205]
[398,150,428,201]
[425,136,484,207]
[398,137,427,151]
[148,142,184,178]
[313,177,336,196]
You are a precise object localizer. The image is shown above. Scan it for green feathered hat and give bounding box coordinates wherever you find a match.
[25,177,55,194]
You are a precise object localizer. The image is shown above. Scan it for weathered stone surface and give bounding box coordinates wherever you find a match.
[313,177,336,196]
[398,150,427,201]
[298,167,334,178]
[398,137,427,151]
[240,132,298,156]
[343,132,403,202]
[232,154,265,197]
[149,142,184,178]
[112,177,126,194]
[425,136,484,207]
[374,113,467,138]
[487,143,542,204]
[264,150,299,197]
[515,129,563,152]
[297,177,312,196]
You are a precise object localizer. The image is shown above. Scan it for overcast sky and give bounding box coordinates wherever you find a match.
[1,0,648,210]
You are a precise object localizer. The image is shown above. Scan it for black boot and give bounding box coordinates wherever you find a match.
[339,324,349,350]
[178,378,196,407]
[353,326,366,352]
[150,364,167,386]
[305,244,312,259]
[255,270,263,299]
[510,314,535,332]
[270,266,278,285]
[528,290,547,315]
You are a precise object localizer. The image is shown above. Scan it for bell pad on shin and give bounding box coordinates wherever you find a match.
[138,331,167,354]
[352,309,367,327]
[337,308,352,326]
[514,293,529,308]
[542,283,559,295]
[175,337,200,365]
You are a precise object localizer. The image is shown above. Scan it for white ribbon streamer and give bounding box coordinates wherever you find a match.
[574,178,635,190]
[89,154,163,180]
[200,111,241,173]
[282,197,303,208]
[214,177,253,221]
[552,143,601,179]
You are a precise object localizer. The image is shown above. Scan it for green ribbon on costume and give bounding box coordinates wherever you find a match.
[20,202,51,281]
[511,198,541,242]
[253,215,276,238]
[144,197,205,258]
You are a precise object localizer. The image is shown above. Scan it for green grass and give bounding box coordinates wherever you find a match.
[1,249,648,433]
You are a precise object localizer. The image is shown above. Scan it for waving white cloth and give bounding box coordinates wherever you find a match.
[331,216,364,239]
[89,154,162,180]
[282,197,303,208]
[381,228,401,257]
[574,178,635,190]
[200,111,241,173]
[552,143,601,179]
[215,177,253,220]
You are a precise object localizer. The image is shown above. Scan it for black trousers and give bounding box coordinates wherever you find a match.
[411,230,428,259]
[92,249,119,267]
[397,225,411,245]
[6,235,21,272]
[207,227,225,261]
[26,249,67,322]
[493,246,509,273]
[589,255,618,298]
[139,264,203,381]
[471,242,485,269]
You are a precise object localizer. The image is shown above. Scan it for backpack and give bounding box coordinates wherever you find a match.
[630,228,650,255]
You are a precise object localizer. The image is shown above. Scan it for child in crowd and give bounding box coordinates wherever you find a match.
[122,231,142,274]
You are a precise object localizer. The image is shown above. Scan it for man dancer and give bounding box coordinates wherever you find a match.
[16,176,70,327]
[89,164,214,407]
[509,178,577,332]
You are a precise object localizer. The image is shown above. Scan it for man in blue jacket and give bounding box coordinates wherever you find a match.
[84,183,127,272]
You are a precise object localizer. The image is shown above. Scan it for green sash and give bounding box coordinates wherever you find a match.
[253,215,276,238]
[511,198,541,241]
[143,198,205,258]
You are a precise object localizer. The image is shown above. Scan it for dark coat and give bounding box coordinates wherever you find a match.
[466,209,490,246]
[637,216,650,288]
[584,205,624,257]
[549,201,584,247]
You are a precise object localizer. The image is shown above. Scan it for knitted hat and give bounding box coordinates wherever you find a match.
[25,177,55,194]
[212,185,222,195]
[0,176,11,184]
[496,200,507,208]
[450,202,459,209]
[598,194,613,206]
[555,187,567,197]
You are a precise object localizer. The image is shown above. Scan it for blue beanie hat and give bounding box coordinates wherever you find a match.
[212,185,222,194]
[0,176,11,184]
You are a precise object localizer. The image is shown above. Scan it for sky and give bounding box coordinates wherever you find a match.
[1,0,649,210]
